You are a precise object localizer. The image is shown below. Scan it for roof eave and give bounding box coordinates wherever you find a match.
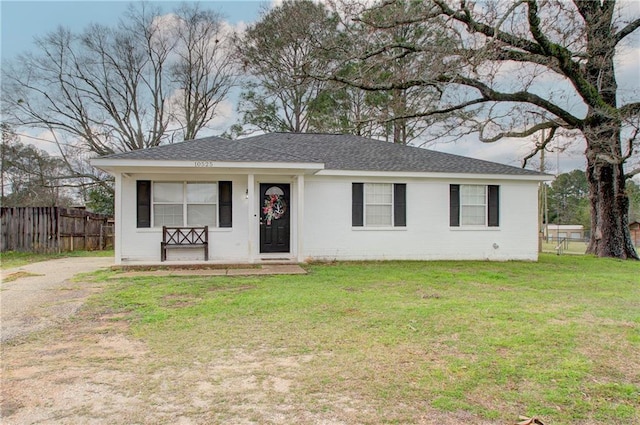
[315,169,552,181]
[90,158,325,175]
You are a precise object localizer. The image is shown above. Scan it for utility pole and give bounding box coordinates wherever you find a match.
[538,130,548,252]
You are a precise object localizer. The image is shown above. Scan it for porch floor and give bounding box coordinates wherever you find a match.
[110,264,307,279]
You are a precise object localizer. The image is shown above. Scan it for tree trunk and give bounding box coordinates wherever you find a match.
[585,129,639,259]
[581,4,638,260]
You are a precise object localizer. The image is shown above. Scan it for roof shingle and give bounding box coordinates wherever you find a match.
[98,132,544,176]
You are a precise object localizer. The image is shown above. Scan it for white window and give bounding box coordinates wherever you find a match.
[365,183,393,226]
[153,182,217,227]
[460,185,487,226]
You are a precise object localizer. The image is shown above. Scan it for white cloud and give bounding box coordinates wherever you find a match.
[16,130,65,156]
[430,133,586,175]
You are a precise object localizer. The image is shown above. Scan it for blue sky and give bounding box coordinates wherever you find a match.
[1,1,265,60]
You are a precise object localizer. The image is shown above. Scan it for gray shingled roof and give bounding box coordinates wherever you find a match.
[98,132,544,176]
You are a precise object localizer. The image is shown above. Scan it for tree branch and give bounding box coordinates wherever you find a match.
[481,121,559,143]
[437,75,582,128]
[625,168,640,179]
[522,125,558,168]
[433,0,546,56]
[620,102,640,119]
[615,18,640,45]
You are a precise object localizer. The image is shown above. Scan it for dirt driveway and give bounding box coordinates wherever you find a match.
[1,257,114,343]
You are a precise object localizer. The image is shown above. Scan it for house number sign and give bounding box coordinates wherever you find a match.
[194,161,216,167]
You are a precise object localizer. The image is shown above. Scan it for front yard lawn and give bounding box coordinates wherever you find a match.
[89,254,639,424]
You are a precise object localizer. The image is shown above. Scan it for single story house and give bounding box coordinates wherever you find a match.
[91,133,550,265]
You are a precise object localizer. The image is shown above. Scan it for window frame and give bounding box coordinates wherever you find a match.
[460,184,488,226]
[151,181,218,228]
[364,183,394,227]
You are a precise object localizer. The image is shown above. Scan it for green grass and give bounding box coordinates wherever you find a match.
[88,254,640,424]
[0,250,114,269]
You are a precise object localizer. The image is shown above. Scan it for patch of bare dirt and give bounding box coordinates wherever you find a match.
[1,310,499,424]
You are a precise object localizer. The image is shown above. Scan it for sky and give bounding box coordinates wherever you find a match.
[1,1,265,60]
[1,0,639,175]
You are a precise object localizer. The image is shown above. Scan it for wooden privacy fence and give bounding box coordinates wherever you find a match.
[0,207,113,253]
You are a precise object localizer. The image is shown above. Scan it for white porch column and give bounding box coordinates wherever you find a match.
[114,172,123,265]
[296,174,305,262]
[247,174,256,263]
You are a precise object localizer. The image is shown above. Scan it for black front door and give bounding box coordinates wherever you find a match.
[260,183,290,253]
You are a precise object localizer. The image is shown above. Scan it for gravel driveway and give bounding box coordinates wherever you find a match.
[1,257,114,343]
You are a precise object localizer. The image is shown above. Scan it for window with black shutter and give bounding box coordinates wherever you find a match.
[352,182,406,228]
[142,180,232,228]
[450,184,500,227]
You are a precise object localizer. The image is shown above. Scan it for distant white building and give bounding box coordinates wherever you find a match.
[545,224,585,241]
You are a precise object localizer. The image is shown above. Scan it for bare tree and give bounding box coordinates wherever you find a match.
[1,3,236,154]
[2,4,171,156]
[327,0,639,259]
[170,4,237,141]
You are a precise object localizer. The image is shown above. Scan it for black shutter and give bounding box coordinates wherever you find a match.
[393,183,406,227]
[218,181,232,228]
[136,180,151,228]
[449,184,460,227]
[352,183,364,227]
[488,185,500,227]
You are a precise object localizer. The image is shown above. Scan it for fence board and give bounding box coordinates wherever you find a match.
[1,207,112,253]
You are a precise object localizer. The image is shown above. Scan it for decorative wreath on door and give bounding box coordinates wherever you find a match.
[262,193,287,225]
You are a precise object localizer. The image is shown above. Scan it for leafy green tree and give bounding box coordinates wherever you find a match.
[547,170,590,228]
[233,0,340,134]
[346,0,446,144]
[85,184,115,216]
[1,125,74,207]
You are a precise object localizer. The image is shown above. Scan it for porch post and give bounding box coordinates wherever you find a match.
[296,174,305,262]
[114,172,123,265]
[247,174,255,263]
